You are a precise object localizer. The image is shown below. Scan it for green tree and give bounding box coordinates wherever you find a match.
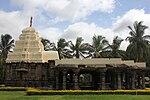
[53,38,69,59]
[105,36,127,59]
[41,38,55,51]
[0,34,14,83]
[68,37,90,58]
[126,21,150,62]
[88,35,108,58]
[0,34,14,62]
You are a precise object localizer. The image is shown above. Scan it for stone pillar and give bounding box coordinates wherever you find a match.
[55,71,59,90]
[63,70,67,90]
[73,69,79,90]
[49,69,55,89]
[36,64,42,81]
[101,71,105,90]
[49,62,55,89]
[131,71,136,90]
[117,71,122,90]
[142,72,145,89]
[122,73,125,89]
[125,73,130,89]
[99,69,106,90]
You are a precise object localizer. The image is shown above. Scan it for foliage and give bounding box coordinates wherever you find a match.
[53,38,70,59]
[126,21,150,62]
[0,86,26,91]
[0,34,14,83]
[0,34,14,62]
[68,37,90,58]
[41,38,55,51]
[26,88,150,95]
[41,38,70,59]
[88,35,108,58]
[105,36,128,59]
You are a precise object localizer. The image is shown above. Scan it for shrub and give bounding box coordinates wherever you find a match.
[26,88,150,95]
[0,84,5,87]
[0,87,26,91]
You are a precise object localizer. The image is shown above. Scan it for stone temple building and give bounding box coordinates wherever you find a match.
[5,18,148,90]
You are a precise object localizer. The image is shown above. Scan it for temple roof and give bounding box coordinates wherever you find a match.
[55,58,146,68]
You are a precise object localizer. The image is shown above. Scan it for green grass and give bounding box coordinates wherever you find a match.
[0,91,150,100]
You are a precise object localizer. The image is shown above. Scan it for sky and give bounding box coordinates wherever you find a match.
[0,0,150,50]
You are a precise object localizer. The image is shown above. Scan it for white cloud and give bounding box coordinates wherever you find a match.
[113,9,150,33]
[62,22,115,44]
[11,0,45,12]
[10,0,47,24]
[46,0,115,22]
[0,0,115,44]
[38,27,62,43]
[0,11,27,39]
[11,0,115,22]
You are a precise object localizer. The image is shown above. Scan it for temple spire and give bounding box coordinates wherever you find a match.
[30,17,33,27]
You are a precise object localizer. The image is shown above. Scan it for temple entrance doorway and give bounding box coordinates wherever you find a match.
[16,69,28,87]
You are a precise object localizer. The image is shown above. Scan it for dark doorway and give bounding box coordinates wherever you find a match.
[79,70,98,90]
[66,70,74,90]
[58,72,63,89]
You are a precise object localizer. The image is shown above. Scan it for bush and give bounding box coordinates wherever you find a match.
[0,84,5,87]
[26,88,150,95]
[0,87,26,91]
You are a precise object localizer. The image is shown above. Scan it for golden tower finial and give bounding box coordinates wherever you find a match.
[30,16,33,27]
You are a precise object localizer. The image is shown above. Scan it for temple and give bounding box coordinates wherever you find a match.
[5,19,148,90]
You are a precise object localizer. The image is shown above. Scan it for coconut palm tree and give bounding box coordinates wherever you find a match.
[41,38,55,51]
[0,34,14,62]
[41,38,70,59]
[68,37,90,58]
[0,34,14,83]
[53,38,70,59]
[105,36,127,59]
[88,35,108,58]
[126,21,150,62]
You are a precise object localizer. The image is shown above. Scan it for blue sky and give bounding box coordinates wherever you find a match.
[0,0,150,50]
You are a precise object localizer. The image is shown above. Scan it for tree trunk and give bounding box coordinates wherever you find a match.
[76,50,79,58]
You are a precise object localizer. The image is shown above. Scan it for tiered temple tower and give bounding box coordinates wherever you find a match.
[6,17,59,63]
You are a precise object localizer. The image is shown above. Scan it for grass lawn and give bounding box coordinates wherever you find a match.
[0,91,150,100]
